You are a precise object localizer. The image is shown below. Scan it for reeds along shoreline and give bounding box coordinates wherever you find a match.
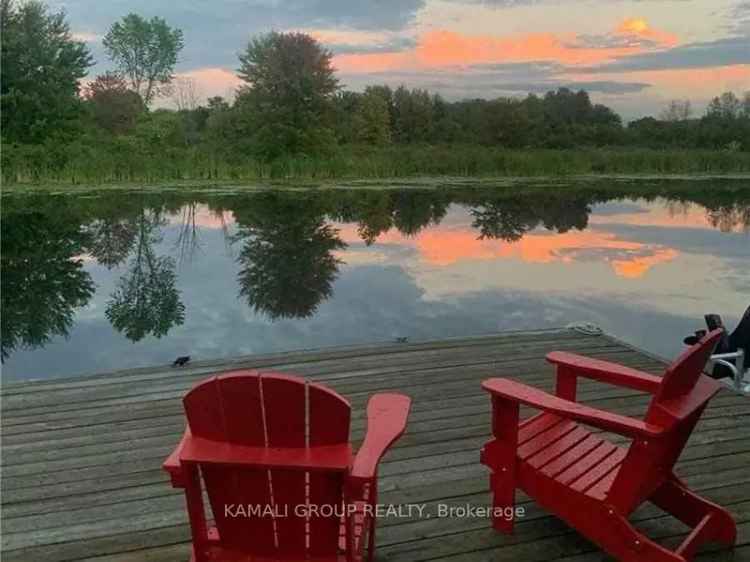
[4,144,750,185]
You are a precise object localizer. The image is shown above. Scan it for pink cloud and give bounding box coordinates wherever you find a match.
[332,19,679,74]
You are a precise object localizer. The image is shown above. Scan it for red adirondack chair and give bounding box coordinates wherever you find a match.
[480,329,737,562]
[163,370,411,562]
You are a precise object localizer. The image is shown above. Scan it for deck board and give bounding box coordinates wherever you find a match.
[1,328,748,561]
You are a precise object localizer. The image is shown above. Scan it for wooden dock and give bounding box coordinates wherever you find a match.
[2,328,748,561]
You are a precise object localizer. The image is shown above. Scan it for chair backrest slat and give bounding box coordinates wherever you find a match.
[646,329,723,412]
[183,375,228,442]
[309,381,351,446]
[308,381,351,555]
[217,374,265,445]
[262,374,307,552]
[264,374,307,447]
[608,330,723,514]
[181,370,352,556]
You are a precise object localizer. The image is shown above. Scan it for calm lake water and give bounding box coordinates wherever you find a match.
[2,181,748,381]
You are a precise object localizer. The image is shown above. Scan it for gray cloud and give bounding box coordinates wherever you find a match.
[339,59,649,97]
[448,79,651,95]
[469,61,566,76]
[570,34,660,50]
[293,0,425,30]
[580,36,750,73]
[729,1,750,34]
[326,36,416,55]
[558,81,651,94]
[340,68,650,99]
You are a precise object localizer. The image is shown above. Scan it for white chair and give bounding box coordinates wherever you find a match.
[710,347,748,392]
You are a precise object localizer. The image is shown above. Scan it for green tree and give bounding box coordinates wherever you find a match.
[84,72,144,134]
[392,86,434,143]
[707,92,742,120]
[354,87,392,145]
[201,97,243,172]
[103,14,184,106]
[660,100,692,122]
[332,91,362,143]
[701,91,750,149]
[134,109,188,150]
[1,0,92,143]
[235,31,339,159]
[485,98,529,147]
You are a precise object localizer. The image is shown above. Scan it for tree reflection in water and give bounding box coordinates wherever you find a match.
[85,215,138,269]
[392,190,449,237]
[105,209,185,342]
[706,203,750,233]
[354,191,394,245]
[470,193,591,241]
[1,205,95,360]
[233,191,346,320]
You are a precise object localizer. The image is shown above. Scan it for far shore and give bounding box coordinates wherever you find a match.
[3,172,750,195]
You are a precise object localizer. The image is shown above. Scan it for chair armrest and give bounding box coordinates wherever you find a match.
[482,378,663,439]
[350,393,411,485]
[547,351,662,393]
[162,427,191,488]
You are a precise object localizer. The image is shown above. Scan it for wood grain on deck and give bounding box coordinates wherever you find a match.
[2,329,748,561]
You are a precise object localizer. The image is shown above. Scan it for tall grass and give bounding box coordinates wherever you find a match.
[3,143,750,185]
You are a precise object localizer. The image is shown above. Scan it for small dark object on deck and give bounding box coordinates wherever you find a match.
[172,356,190,367]
[395,336,409,343]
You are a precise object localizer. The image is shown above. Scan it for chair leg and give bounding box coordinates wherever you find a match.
[490,467,516,534]
[183,465,209,562]
[487,396,519,535]
[651,476,737,554]
[603,509,685,562]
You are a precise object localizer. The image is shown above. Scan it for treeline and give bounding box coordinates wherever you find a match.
[334,87,750,150]
[2,1,750,184]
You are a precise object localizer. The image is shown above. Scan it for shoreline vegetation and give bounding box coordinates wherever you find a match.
[4,147,750,187]
[2,4,750,188]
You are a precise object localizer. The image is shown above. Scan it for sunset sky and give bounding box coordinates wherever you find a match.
[54,0,749,118]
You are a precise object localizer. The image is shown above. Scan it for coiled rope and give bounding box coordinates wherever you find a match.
[566,322,603,336]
